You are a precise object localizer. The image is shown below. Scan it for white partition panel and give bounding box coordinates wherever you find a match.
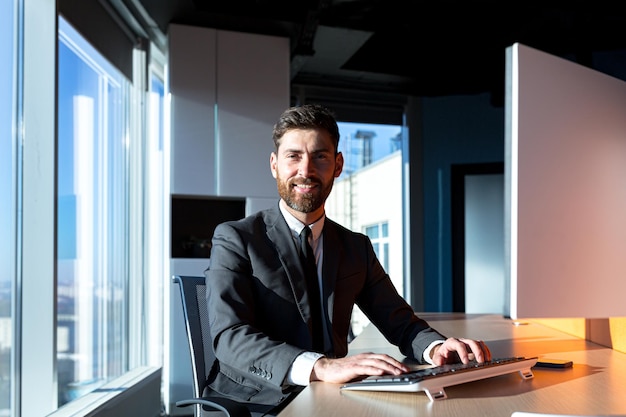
[505,43,626,319]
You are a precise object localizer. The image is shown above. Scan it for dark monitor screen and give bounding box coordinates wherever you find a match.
[171,195,246,258]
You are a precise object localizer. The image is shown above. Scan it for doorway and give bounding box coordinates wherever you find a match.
[451,163,504,314]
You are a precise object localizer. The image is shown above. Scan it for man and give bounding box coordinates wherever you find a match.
[204,103,491,415]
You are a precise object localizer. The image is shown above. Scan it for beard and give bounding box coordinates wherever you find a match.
[276,174,333,213]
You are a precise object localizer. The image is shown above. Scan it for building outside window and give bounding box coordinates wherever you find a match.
[325,122,404,337]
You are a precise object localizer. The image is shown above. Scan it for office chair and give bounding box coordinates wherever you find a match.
[173,275,251,417]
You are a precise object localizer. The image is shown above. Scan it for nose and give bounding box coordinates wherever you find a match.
[298,154,314,177]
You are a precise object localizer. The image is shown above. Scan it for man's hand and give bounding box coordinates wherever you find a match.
[431,337,492,366]
[310,352,410,384]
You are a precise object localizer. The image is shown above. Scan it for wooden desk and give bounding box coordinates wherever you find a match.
[277,313,626,417]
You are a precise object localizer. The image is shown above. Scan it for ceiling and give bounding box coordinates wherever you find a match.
[135,0,626,106]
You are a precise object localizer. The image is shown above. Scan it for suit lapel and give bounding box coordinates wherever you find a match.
[264,207,311,324]
[321,221,340,328]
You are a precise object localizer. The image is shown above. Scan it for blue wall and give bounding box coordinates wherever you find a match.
[420,93,504,311]
[416,48,626,312]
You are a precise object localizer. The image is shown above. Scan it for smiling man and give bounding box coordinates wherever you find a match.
[203,103,491,416]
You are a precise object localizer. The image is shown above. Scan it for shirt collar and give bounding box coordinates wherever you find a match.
[279,199,325,242]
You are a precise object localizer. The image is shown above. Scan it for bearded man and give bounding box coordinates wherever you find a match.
[203,103,491,416]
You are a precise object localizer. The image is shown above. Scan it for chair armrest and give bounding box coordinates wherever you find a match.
[176,396,251,417]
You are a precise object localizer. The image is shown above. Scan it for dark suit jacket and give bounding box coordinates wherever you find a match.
[203,201,446,407]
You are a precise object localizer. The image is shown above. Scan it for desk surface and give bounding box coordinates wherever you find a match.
[277,313,626,417]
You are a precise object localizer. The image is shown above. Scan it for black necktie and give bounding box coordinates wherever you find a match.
[300,226,324,352]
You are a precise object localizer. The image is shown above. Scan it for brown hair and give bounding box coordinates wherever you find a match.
[272,104,340,152]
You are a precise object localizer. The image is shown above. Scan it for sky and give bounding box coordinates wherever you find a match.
[337,121,402,176]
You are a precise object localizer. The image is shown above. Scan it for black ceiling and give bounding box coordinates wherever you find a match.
[136,0,626,105]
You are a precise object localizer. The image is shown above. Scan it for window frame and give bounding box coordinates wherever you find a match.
[20,0,58,415]
[15,2,168,415]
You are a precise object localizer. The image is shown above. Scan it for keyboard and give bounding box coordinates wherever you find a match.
[340,356,538,401]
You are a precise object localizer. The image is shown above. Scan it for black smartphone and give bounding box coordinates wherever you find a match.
[534,358,573,369]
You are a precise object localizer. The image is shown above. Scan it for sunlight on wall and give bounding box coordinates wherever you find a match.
[530,317,626,354]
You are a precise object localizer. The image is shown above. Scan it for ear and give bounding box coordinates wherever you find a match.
[334,152,344,178]
[270,152,278,179]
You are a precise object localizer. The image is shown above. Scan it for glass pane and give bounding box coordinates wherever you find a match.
[383,242,389,272]
[365,225,379,239]
[0,0,16,414]
[57,17,130,406]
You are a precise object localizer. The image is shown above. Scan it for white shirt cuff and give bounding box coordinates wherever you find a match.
[287,351,325,386]
[423,340,445,365]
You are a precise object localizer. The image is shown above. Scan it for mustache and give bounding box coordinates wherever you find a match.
[292,177,320,186]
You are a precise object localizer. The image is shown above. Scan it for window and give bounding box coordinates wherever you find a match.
[1,2,167,412]
[326,121,404,294]
[56,17,131,405]
[365,222,390,272]
[336,122,402,179]
[325,121,405,337]
[142,48,169,368]
[0,0,16,414]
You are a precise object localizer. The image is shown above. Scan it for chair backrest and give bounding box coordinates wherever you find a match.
[173,275,215,398]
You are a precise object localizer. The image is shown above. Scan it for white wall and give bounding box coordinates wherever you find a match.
[169,24,217,197]
[168,24,288,198]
